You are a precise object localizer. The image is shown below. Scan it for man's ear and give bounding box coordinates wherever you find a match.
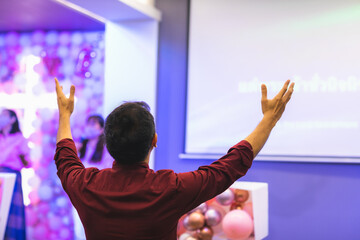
[152,133,158,148]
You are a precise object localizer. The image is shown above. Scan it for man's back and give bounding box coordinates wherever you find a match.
[54,138,253,240]
[54,78,294,239]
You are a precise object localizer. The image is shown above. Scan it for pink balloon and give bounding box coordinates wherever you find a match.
[59,32,71,46]
[243,202,253,219]
[44,78,56,92]
[3,81,15,94]
[36,167,49,179]
[37,202,51,214]
[49,232,60,240]
[26,208,38,226]
[31,30,46,45]
[49,216,63,230]
[33,224,50,240]
[29,190,40,205]
[59,227,71,238]
[43,145,56,159]
[222,210,254,240]
[33,62,47,75]
[41,121,54,134]
[29,132,42,144]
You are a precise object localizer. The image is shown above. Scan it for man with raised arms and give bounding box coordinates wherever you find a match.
[54,78,294,239]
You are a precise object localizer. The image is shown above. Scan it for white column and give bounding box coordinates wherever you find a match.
[103,20,159,168]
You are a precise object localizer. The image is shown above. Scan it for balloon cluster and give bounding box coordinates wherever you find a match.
[0,30,105,239]
[178,188,254,240]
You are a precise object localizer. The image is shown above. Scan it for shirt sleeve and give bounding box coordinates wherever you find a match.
[174,140,254,213]
[54,138,85,192]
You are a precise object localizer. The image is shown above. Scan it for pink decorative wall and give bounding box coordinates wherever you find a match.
[0,30,105,239]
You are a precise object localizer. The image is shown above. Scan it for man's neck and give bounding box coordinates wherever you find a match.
[144,147,154,165]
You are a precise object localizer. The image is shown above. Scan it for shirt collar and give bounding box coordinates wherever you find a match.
[112,161,149,170]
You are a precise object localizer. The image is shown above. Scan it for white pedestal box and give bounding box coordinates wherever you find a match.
[178,181,268,240]
[229,181,269,240]
[0,173,17,240]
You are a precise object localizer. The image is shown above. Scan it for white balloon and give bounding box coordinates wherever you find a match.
[0,35,5,47]
[31,31,45,44]
[45,31,59,46]
[62,61,75,76]
[179,233,192,240]
[56,196,68,208]
[57,46,69,58]
[38,184,54,201]
[19,34,32,47]
[71,32,84,45]
[59,32,71,46]
[5,32,19,46]
[28,175,41,189]
[31,45,44,56]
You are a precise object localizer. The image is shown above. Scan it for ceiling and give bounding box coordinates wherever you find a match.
[0,0,105,32]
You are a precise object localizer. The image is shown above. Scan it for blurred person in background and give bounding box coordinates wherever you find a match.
[0,109,30,240]
[78,115,113,169]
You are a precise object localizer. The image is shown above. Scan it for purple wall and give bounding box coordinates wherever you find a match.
[155,0,360,239]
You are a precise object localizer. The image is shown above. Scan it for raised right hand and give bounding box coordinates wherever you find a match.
[55,78,75,117]
[261,80,295,123]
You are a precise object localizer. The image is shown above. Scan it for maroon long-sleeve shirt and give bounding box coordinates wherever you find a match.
[54,138,253,240]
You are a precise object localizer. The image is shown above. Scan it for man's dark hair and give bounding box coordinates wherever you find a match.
[105,102,155,165]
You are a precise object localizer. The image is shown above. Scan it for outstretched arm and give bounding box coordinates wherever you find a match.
[55,78,75,143]
[174,81,294,213]
[245,80,295,157]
